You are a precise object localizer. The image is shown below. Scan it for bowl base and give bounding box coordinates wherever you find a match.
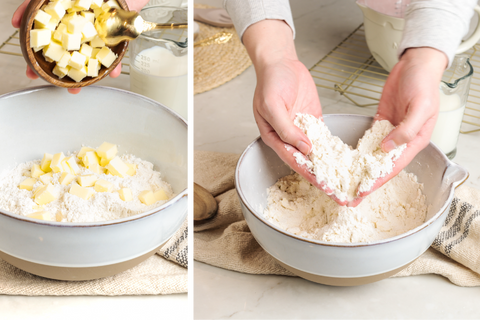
[0,242,167,281]
[275,258,415,286]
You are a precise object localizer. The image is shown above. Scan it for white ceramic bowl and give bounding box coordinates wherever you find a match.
[0,86,187,281]
[235,114,468,286]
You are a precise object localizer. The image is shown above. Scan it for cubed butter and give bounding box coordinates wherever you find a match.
[82,151,100,167]
[44,1,66,20]
[77,146,96,159]
[138,190,155,205]
[100,158,110,167]
[69,183,94,200]
[81,21,97,42]
[67,5,84,13]
[34,184,56,205]
[102,0,120,12]
[30,29,51,48]
[39,172,53,185]
[61,0,74,10]
[77,174,97,187]
[153,189,169,201]
[96,47,117,68]
[91,47,100,59]
[90,0,103,9]
[59,172,76,185]
[87,59,99,77]
[118,188,132,201]
[106,156,129,178]
[96,142,117,160]
[61,32,81,51]
[31,164,45,178]
[40,153,53,172]
[50,152,65,173]
[55,211,64,222]
[34,10,52,26]
[66,14,87,34]
[27,211,53,221]
[81,11,95,24]
[75,0,93,10]
[94,179,113,192]
[68,51,87,70]
[79,43,93,58]
[87,162,105,174]
[56,52,71,68]
[68,65,87,82]
[90,35,105,48]
[19,177,37,191]
[52,22,67,42]
[65,156,81,175]
[126,163,136,176]
[44,42,66,62]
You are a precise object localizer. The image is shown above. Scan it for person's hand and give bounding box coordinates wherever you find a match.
[243,20,353,206]
[357,47,448,200]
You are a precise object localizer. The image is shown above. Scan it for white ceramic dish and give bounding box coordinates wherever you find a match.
[235,114,468,286]
[0,86,188,281]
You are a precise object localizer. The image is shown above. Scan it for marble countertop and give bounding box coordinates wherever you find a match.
[194,0,480,318]
[0,1,187,318]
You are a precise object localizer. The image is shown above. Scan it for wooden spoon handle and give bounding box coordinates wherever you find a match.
[194,183,218,221]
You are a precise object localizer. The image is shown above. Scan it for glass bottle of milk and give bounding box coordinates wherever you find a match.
[430,55,473,159]
[129,6,188,120]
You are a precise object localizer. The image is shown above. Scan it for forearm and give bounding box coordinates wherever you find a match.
[243,20,297,74]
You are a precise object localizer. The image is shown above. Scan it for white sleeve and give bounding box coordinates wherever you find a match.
[398,0,478,67]
[223,0,295,42]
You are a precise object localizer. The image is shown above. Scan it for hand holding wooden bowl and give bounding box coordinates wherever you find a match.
[19,0,129,89]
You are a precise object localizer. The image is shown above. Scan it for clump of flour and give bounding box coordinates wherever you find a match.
[0,152,174,223]
[293,114,406,202]
[264,171,428,243]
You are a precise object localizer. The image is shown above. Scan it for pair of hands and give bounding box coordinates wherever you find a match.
[12,0,150,94]
[244,20,447,207]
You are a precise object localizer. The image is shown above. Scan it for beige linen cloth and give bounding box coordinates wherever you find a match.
[0,219,188,295]
[194,150,480,286]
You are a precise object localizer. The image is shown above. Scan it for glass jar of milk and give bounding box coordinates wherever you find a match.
[430,55,473,159]
[129,6,188,120]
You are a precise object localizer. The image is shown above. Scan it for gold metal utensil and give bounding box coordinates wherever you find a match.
[95,8,188,46]
[194,32,233,48]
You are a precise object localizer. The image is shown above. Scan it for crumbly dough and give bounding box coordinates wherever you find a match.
[293,114,406,202]
[264,171,428,243]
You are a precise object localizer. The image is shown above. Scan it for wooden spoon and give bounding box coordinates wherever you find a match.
[194,183,218,223]
[19,0,129,88]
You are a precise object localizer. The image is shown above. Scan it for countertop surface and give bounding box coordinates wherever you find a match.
[194,0,480,318]
[0,1,188,319]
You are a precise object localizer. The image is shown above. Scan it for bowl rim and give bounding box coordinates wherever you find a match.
[0,85,188,227]
[235,113,468,248]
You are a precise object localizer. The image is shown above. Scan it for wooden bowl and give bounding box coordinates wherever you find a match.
[19,0,129,88]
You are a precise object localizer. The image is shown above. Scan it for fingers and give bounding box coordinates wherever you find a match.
[109,63,122,78]
[12,0,31,28]
[26,66,38,80]
[68,88,81,94]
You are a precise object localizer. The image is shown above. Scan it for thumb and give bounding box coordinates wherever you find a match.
[12,0,30,29]
[266,109,312,155]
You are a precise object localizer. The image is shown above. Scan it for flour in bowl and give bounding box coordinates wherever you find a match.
[293,114,406,202]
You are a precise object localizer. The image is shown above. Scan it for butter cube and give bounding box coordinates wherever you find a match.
[118,188,132,201]
[44,18,60,32]
[97,142,117,160]
[59,172,76,185]
[82,151,100,167]
[153,189,169,201]
[96,47,117,68]
[19,178,37,191]
[100,158,110,167]
[40,153,53,172]
[61,12,76,24]
[93,8,103,18]
[27,211,53,221]
[75,0,93,10]
[138,190,156,205]
[65,156,81,174]
[68,51,87,70]
[77,146,96,159]
[34,184,56,205]
[56,51,71,68]
[81,21,97,42]
[90,35,105,48]
[52,22,67,42]
[91,0,103,9]
[61,32,81,50]
[30,29,51,48]
[31,164,45,178]
[61,0,74,10]
[53,65,69,79]
[39,172,53,185]
[33,46,45,53]
[50,152,65,173]
[69,183,94,200]
[81,11,95,24]
[87,59,99,77]
[34,10,52,26]
[77,174,97,187]
[67,6,84,13]
[55,211,64,222]
[79,43,93,59]
[44,1,66,20]
[61,160,71,173]
[106,156,129,178]
[102,0,120,11]
[91,47,100,59]
[94,179,113,192]
[68,65,87,82]
[66,14,87,34]
[124,163,136,176]
[88,162,105,174]
[43,42,66,62]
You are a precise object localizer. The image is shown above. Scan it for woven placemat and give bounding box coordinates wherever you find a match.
[194,4,252,95]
